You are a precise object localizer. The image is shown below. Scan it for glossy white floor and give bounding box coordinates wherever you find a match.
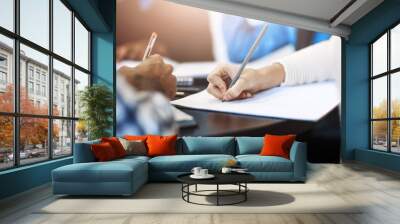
[1,162,400,224]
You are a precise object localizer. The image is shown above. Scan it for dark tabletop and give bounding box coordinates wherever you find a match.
[177,173,256,185]
[177,108,315,137]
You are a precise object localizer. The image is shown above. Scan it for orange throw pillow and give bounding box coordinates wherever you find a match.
[260,134,296,159]
[101,137,126,158]
[91,142,117,162]
[124,135,148,141]
[146,135,177,157]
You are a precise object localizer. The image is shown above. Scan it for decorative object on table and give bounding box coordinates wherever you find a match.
[222,167,249,174]
[79,84,114,140]
[221,167,232,173]
[190,167,214,179]
[221,159,241,173]
[225,159,238,168]
[191,167,202,176]
[177,173,255,206]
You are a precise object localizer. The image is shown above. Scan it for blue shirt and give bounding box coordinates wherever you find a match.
[222,15,330,63]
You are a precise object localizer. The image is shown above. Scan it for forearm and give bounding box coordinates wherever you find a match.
[254,63,285,91]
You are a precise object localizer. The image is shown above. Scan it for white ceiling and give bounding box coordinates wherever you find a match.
[167,0,384,37]
[227,0,353,21]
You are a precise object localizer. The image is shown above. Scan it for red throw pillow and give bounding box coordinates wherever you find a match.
[124,135,148,141]
[260,134,296,159]
[146,135,177,157]
[91,142,117,162]
[101,137,126,158]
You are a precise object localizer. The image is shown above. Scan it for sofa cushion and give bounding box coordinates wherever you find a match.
[236,137,263,155]
[119,138,147,156]
[180,137,235,155]
[149,154,235,172]
[91,142,118,161]
[260,134,296,159]
[147,135,177,157]
[236,155,293,172]
[124,135,148,141]
[53,158,147,183]
[101,137,127,158]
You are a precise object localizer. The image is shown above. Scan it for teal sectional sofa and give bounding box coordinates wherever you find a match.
[52,137,307,196]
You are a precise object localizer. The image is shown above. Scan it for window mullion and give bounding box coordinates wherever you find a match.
[48,0,54,160]
[388,30,391,152]
[13,0,20,167]
[71,10,76,155]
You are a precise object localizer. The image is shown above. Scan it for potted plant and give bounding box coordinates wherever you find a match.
[79,84,114,140]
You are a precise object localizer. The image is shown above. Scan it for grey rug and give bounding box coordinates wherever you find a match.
[38,183,362,214]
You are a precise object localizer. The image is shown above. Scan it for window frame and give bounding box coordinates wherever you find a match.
[370,20,400,154]
[0,0,92,171]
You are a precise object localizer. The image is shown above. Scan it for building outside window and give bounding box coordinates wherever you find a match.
[0,0,91,170]
[370,23,400,154]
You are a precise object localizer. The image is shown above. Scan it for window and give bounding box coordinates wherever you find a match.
[0,71,6,85]
[0,0,14,32]
[53,59,72,117]
[0,0,91,170]
[35,84,40,95]
[28,67,34,80]
[371,23,400,154]
[42,85,46,97]
[74,69,89,118]
[53,0,72,60]
[74,18,90,70]
[0,116,13,170]
[0,55,7,67]
[20,0,49,49]
[0,54,8,89]
[35,70,40,81]
[28,81,34,94]
[0,35,13,113]
[53,119,72,158]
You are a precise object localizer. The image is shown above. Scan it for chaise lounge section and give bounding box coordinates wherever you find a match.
[52,137,307,196]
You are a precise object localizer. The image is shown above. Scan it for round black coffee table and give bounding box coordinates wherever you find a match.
[177,173,255,206]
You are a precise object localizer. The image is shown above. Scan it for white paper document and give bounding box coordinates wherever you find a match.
[172,81,339,121]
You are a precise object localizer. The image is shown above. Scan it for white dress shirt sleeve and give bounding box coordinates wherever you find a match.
[277,36,341,86]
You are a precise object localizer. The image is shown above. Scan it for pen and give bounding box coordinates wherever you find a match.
[142,32,158,61]
[228,23,269,89]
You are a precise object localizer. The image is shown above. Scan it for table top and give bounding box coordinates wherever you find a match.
[178,108,315,137]
[177,172,255,185]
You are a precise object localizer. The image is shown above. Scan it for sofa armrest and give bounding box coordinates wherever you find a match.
[73,140,99,163]
[289,141,307,181]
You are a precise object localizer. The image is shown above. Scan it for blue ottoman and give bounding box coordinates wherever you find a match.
[52,156,148,196]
